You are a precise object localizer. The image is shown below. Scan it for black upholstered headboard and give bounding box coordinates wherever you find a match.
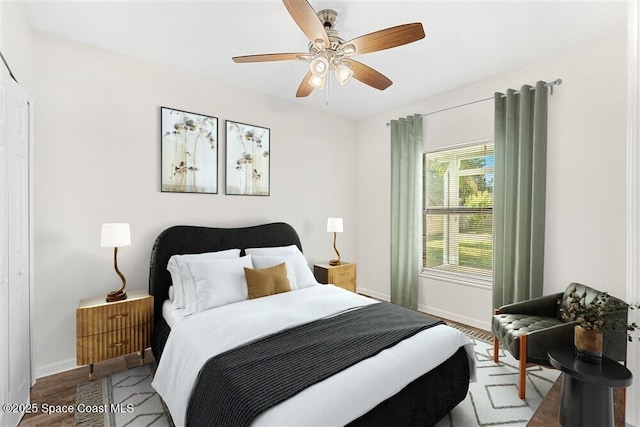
[148,222,303,359]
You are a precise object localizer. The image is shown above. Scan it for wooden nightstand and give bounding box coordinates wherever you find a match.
[314,263,357,292]
[76,289,153,380]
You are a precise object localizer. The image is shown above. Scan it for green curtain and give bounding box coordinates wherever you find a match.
[493,81,548,308]
[390,114,423,310]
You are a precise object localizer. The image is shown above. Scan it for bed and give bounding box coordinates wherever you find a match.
[149,222,474,427]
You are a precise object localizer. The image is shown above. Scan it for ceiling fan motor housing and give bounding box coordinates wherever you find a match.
[317,9,338,29]
[316,9,343,50]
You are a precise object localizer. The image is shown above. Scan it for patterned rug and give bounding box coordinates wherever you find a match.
[75,364,172,427]
[75,331,558,427]
[435,337,559,427]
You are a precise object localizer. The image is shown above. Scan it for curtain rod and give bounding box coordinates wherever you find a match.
[385,78,562,127]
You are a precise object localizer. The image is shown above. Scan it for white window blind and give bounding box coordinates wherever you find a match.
[422,141,494,282]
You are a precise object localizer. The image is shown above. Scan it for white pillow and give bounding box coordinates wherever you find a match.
[167,249,241,310]
[168,285,174,301]
[251,251,318,290]
[166,262,185,308]
[186,255,253,313]
[245,245,299,256]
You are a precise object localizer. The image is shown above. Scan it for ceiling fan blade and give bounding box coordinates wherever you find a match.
[282,0,330,47]
[347,60,393,91]
[296,71,315,97]
[232,53,307,63]
[343,23,425,55]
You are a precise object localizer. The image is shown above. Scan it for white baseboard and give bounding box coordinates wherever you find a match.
[358,288,490,331]
[418,304,491,332]
[357,287,390,302]
[35,358,77,379]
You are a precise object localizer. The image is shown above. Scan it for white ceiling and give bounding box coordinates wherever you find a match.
[24,1,627,120]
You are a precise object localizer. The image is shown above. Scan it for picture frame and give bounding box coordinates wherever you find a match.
[161,106,218,194]
[225,120,270,196]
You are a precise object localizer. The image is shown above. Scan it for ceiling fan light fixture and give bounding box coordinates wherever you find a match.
[310,56,329,77]
[341,44,356,55]
[334,62,354,86]
[313,38,327,50]
[308,74,326,90]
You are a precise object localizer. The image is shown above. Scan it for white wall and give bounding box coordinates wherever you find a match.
[32,32,358,377]
[357,36,627,331]
[0,2,32,94]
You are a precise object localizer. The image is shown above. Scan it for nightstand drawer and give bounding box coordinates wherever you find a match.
[76,294,153,337]
[329,265,356,284]
[334,280,356,293]
[76,323,152,365]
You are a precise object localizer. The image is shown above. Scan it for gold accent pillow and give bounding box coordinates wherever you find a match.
[244,262,292,299]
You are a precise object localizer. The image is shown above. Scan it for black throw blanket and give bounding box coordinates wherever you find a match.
[186,302,445,427]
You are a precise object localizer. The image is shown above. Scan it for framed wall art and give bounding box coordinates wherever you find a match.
[225,120,270,196]
[161,106,218,194]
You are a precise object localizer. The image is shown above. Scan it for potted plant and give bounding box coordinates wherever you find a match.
[559,291,639,363]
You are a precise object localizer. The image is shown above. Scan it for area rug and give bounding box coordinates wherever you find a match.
[75,336,558,427]
[434,337,559,427]
[75,364,172,427]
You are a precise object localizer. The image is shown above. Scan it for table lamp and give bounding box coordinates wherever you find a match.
[327,217,343,266]
[100,223,131,302]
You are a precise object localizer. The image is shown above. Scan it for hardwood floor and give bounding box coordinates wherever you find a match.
[19,352,155,427]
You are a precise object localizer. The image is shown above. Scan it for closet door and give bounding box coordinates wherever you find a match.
[8,66,30,426]
[1,60,31,427]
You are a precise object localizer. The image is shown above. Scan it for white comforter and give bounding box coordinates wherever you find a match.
[152,285,475,427]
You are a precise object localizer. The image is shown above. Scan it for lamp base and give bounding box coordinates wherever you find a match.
[106,289,127,302]
[329,259,341,266]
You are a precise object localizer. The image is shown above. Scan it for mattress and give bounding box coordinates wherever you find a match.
[162,298,185,328]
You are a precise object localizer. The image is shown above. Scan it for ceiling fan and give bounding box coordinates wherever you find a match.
[232,0,425,98]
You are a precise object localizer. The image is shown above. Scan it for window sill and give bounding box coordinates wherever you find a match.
[420,269,492,290]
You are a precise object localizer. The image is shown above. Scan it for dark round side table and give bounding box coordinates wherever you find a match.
[548,346,633,427]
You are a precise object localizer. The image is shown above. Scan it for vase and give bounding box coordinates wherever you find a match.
[574,325,603,363]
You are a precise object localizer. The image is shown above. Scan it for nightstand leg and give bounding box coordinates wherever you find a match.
[88,364,94,381]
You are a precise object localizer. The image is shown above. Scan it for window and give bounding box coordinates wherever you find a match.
[422,141,494,282]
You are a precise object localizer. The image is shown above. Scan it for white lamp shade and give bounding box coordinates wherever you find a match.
[100,223,131,247]
[308,74,326,90]
[327,218,344,233]
[334,63,354,86]
[309,56,329,78]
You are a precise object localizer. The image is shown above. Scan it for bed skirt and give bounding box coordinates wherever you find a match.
[347,345,470,427]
